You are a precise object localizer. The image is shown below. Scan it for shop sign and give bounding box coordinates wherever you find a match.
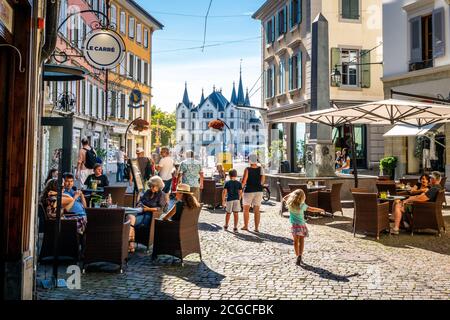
[83,29,125,70]
[0,0,13,34]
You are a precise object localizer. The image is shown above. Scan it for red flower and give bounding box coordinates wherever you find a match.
[208,119,224,131]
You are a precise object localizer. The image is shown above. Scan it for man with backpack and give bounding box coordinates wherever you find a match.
[76,137,97,186]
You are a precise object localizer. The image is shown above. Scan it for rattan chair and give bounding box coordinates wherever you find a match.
[278,181,291,216]
[152,206,202,263]
[201,179,222,210]
[411,190,446,236]
[378,175,391,181]
[123,193,140,207]
[83,208,130,273]
[39,215,79,262]
[350,188,370,193]
[103,186,127,207]
[376,181,397,195]
[352,192,390,239]
[318,183,343,216]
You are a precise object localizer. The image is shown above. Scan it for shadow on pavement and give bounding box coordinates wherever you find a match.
[248,231,294,245]
[160,261,225,289]
[198,222,222,232]
[300,262,360,282]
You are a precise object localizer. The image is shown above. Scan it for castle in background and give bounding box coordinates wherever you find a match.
[175,69,265,160]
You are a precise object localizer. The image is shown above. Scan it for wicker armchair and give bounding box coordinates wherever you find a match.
[39,217,79,263]
[411,190,446,236]
[278,181,291,216]
[201,179,222,210]
[83,208,130,273]
[376,181,397,195]
[352,192,390,239]
[318,183,343,216]
[152,206,202,263]
[103,186,127,207]
[123,193,140,207]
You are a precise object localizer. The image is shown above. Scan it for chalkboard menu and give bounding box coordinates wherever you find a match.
[129,159,145,192]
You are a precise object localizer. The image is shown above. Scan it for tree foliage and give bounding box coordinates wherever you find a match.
[151,105,176,149]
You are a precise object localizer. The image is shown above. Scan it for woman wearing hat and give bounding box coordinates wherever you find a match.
[163,183,200,221]
[128,176,167,252]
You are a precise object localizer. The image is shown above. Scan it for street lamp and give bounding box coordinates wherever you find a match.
[208,119,233,166]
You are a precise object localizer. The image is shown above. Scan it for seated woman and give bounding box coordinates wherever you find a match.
[163,183,201,221]
[408,174,430,196]
[214,164,227,183]
[84,164,109,189]
[128,176,167,252]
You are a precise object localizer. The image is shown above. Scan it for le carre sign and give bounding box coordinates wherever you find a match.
[83,29,125,70]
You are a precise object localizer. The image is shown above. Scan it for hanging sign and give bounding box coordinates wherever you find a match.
[83,29,125,70]
[0,0,13,34]
[128,89,144,108]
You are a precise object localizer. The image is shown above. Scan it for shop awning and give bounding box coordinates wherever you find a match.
[43,64,87,81]
[383,124,435,137]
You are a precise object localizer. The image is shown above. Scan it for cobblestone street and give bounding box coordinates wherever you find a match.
[36,202,450,300]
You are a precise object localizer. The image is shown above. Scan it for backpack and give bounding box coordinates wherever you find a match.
[83,147,97,169]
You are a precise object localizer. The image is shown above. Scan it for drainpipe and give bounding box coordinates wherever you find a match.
[41,0,60,62]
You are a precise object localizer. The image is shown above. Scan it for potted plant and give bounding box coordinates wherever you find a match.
[89,194,104,208]
[380,156,398,180]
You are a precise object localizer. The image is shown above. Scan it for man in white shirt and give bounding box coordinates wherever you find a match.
[115,146,126,182]
[156,147,174,195]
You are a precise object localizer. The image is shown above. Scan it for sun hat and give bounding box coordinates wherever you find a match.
[249,153,258,164]
[136,147,144,154]
[176,183,193,194]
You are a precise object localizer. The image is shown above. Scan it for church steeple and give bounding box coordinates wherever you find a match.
[230,82,237,104]
[200,88,205,105]
[237,62,245,106]
[244,88,251,106]
[182,82,190,107]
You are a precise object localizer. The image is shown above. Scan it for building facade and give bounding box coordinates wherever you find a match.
[253,0,385,172]
[382,0,450,179]
[175,73,265,162]
[43,0,162,181]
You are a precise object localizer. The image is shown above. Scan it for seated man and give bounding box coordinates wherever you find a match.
[84,164,109,189]
[63,173,88,235]
[391,171,442,234]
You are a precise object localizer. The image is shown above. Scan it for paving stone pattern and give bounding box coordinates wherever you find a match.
[37,202,450,300]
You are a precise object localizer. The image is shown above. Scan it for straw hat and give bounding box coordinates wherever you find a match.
[176,183,193,194]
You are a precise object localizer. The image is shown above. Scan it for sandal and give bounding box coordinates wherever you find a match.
[241,226,248,231]
[233,228,238,232]
[223,225,228,230]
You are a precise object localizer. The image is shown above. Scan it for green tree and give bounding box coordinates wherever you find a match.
[151,105,176,149]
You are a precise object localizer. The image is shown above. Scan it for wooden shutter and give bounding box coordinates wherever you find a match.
[330,48,341,87]
[410,16,422,63]
[360,50,370,88]
[272,64,276,96]
[298,51,303,89]
[432,8,445,58]
[284,6,288,33]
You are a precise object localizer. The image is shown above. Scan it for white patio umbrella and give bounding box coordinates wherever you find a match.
[282,99,450,186]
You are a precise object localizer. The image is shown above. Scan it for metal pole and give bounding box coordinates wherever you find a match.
[52,149,63,286]
[350,125,358,188]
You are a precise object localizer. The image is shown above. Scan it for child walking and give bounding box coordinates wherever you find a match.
[222,169,242,232]
[284,189,324,265]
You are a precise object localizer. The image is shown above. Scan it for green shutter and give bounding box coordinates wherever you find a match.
[330,48,341,87]
[298,51,303,89]
[298,0,302,25]
[361,49,371,88]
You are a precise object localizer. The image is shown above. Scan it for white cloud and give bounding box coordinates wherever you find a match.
[151,56,262,112]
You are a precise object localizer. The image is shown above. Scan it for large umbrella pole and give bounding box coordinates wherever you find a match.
[350,125,358,188]
[52,149,63,286]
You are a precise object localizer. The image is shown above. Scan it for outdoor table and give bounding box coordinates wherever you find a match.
[379,195,408,202]
[82,188,105,194]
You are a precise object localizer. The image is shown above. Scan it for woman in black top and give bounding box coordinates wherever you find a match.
[84,164,109,188]
[163,183,200,221]
[241,154,265,232]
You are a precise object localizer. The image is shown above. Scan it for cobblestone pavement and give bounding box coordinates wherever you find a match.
[36,202,450,300]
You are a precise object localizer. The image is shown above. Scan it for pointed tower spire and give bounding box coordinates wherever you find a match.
[182,82,190,107]
[244,88,251,106]
[200,88,205,105]
[237,62,245,105]
[230,82,237,104]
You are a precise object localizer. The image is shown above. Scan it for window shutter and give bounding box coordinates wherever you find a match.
[360,50,371,88]
[272,64,276,97]
[330,48,341,87]
[288,56,293,91]
[272,16,276,42]
[298,0,302,25]
[290,1,294,28]
[410,16,422,63]
[285,6,288,33]
[298,51,303,89]
[266,20,270,44]
[432,8,445,58]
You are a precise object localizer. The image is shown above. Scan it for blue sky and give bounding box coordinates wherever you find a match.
[135,0,266,112]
